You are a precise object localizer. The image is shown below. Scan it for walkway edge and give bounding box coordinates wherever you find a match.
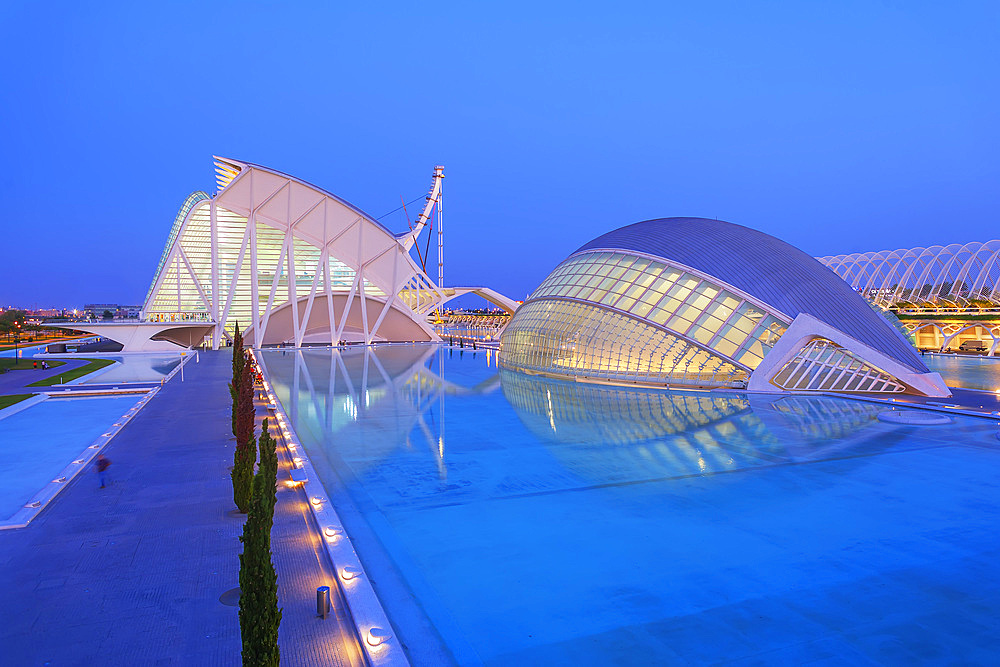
[253,350,410,667]
[0,389,158,530]
[0,394,48,421]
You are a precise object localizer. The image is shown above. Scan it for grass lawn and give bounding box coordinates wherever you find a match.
[27,359,115,387]
[0,358,67,372]
[0,394,34,410]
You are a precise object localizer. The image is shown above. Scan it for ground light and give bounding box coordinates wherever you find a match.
[366,627,391,647]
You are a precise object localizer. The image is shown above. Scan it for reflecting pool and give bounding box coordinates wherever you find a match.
[53,354,181,384]
[924,353,1000,392]
[260,346,1000,665]
[0,395,143,521]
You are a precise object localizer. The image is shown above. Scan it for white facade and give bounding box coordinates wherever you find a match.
[143,159,448,348]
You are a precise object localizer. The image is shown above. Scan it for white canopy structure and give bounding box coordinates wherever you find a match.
[142,158,459,348]
[818,241,1000,308]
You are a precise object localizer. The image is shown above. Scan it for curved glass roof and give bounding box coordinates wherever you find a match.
[577,218,928,373]
[143,191,211,307]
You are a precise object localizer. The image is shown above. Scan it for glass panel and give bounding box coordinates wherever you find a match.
[498,298,747,388]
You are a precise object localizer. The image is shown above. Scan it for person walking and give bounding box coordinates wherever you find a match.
[95,454,111,488]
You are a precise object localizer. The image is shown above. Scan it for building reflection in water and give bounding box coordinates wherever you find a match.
[500,369,889,481]
[257,345,501,482]
[258,346,891,500]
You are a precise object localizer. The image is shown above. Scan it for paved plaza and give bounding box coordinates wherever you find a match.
[0,351,364,666]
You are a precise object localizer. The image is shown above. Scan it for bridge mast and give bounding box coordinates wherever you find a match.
[437,167,444,291]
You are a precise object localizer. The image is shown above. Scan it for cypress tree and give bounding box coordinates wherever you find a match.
[229,322,244,438]
[231,352,256,513]
[239,419,281,665]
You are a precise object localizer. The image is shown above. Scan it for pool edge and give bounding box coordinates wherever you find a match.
[252,349,410,667]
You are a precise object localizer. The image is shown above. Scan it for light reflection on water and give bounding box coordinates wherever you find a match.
[259,346,1000,666]
[260,346,896,493]
[924,353,1000,392]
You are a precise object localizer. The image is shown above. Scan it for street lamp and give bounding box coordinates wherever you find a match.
[14,321,21,360]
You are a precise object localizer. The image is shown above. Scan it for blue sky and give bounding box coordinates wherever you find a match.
[1,1,997,308]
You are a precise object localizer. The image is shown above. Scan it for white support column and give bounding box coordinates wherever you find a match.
[210,199,220,349]
[359,273,370,344]
[249,171,260,348]
[369,254,402,343]
[175,254,182,313]
[257,240,289,346]
[357,224,370,344]
[323,201,337,347]
[219,223,252,341]
[325,257,337,347]
[335,272,360,343]
[288,227,300,346]
[177,246,213,313]
[298,246,327,348]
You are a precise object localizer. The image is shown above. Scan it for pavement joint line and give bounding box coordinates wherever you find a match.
[251,348,410,667]
[0,387,159,530]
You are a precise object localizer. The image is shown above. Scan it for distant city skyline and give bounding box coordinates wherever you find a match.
[2,2,997,306]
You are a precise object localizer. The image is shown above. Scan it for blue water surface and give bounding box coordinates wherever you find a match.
[261,346,1000,665]
[924,353,1000,392]
[0,395,142,520]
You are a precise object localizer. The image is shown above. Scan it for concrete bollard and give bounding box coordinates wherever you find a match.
[317,586,331,619]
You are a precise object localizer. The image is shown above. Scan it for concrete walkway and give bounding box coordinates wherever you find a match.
[0,350,364,666]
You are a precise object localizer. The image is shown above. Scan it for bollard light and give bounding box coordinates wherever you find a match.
[316,586,331,619]
[366,627,391,647]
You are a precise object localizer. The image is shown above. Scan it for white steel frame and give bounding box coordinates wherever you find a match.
[819,241,1000,308]
[143,159,448,349]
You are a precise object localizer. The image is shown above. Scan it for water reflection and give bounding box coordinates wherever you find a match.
[500,368,751,444]
[503,370,885,444]
[258,345,500,481]
[924,354,1000,392]
[74,354,180,383]
[501,370,891,481]
[261,347,910,507]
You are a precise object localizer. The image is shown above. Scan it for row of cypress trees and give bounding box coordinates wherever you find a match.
[230,325,255,513]
[228,326,282,664]
[239,419,282,665]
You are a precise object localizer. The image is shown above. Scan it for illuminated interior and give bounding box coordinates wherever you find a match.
[142,158,442,348]
[501,217,951,396]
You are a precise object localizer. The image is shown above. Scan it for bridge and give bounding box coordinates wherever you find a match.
[45,321,215,352]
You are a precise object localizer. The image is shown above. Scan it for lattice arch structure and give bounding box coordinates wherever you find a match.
[142,158,445,349]
[818,240,1000,308]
